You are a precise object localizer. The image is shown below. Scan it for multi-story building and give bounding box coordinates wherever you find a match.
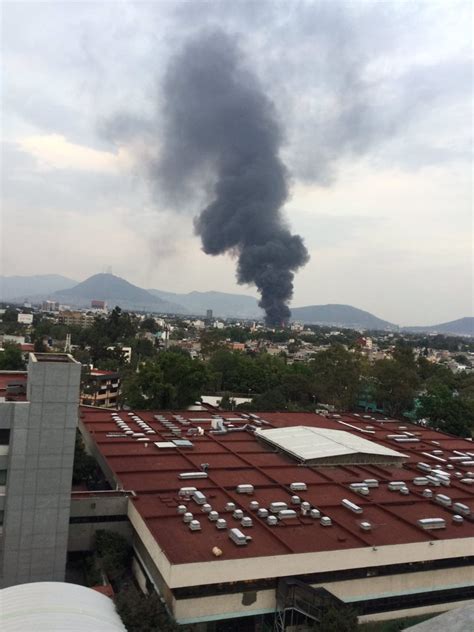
[81,370,121,408]
[79,407,474,629]
[0,353,81,587]
[57,310,95,328]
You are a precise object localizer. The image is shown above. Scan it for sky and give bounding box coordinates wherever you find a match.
[1,0,472,326]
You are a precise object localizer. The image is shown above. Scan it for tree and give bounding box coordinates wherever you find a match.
[122,351,208,410]
[140,317,158,334]
[0,343,26,370]
[372,346,420,416]
[309,345,364,410]
[115,587,184,632]
[417,384,474,437]
[72,431,101,486]
[95,530,132,583]
[316,603,358,632]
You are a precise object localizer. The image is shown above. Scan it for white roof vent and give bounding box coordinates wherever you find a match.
[183,512,193,523]
[290,482,307,492]
[278,509,298,520]
[320,516,332,527]
[270,502,288,513]
[179,472,208,480]
[233,509,244,520]
[225,502,236,512]
[249,501,259,511]
[241,516,253,528]
[257,508,269,518]
[291,495,301,505]
[216,518,227,529]
[434,494,451,507]
[208,511,219,521]
[342,499,363,514]
[310,508,321,519]
[452,514,464,524]
[177,505,187,514]
[189,519,201,531]
[202,504,212,513]
[267,515,278,526]
[417,518,446,530]
[360,521,372,531]
[229,528,251,546]
[422,489,433,498]
[452,502,470,516]
[236,484,254,494]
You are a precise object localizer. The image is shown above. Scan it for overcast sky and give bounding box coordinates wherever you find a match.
[1,0,472,325]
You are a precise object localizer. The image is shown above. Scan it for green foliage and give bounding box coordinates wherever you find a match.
[115,587,183,632]
[312,603,358,631]
[309,345,365,410]
[372,346,420,416]
[417,383,474,437]
[95,530,132,582]
[140,317,158,333]
[122,350,209,409]
[0,343,26,370]
[72,431,100,486]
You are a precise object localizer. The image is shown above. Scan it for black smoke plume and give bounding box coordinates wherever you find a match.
[155,30,309,325]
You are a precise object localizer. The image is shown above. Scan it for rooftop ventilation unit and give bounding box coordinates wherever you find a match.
[452,515,464,524]
[179,472,208,480]
[417,518,446,530]
[267,515,278,526]
[178,486,197,498]
[342,499,363,514]
[320,516,332,527]
[400,486,410,495]
[183,512,193,523]
[202,504,212,513]
[363,479,379,488]
[413,477,429,486]
[216,518,227,529]
[229,527,251,545]
[422,489,433,498]
[452,502,470,516]
[241,516,253,528]
[225,502,236,512]
[177,505,187,514]
[278,509,297,520]
[349,483,370,495]
[270,502,288,513]
[417,463,432,473]
[249,501,259,511]
[291,495,301,505]
[208,511,219,521]
[388,481,406,491]
[236,484,254,494]
[189,520,201,531]
[310,508,321,519]
[233,509,244,520]
[360,521,372,531]
[461,478,474,485]
[425,475,442,487]
[300,501,311,514]
[290,482,307,492]
[434,494,452,507]
[192,491,206,505]
[257,508,269,518]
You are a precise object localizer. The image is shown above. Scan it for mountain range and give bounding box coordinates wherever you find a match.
[1,273,472,335]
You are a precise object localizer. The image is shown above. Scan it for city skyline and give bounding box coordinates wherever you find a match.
[2,1,472,325]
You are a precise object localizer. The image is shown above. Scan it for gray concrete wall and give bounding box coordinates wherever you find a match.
[0,354,81,587]
[68,494,132,551]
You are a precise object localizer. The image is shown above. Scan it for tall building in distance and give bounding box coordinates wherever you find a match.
[206,308,213,321]
[0,353,81,587]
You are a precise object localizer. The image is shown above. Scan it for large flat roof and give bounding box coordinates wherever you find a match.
[80,407,474,567]
[255,425,407,464]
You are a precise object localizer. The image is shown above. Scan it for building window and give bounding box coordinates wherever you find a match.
[0,470,7,485]
[0,429,10,445]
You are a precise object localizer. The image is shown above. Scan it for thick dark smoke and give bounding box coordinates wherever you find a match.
[155,30,309,325]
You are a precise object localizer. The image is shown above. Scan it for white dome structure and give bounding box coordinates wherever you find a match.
[1,582,127,632]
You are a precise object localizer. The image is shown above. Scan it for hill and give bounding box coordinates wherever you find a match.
[404,317,473,337]
[55,274,187,314]
[0,274,77,300]
[148,288,262,319]
[290,304,396,330]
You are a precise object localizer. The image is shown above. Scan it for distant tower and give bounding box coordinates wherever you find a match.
[206,309,213,321]
[64,333,72,353]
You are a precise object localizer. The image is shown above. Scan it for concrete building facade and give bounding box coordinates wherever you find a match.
[0,353,81,587]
